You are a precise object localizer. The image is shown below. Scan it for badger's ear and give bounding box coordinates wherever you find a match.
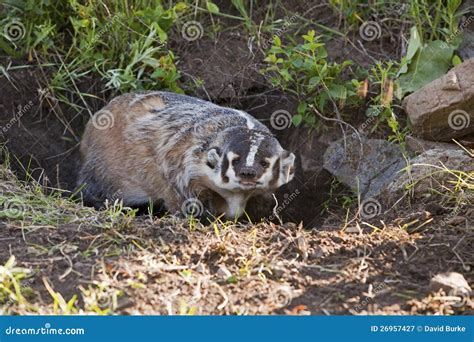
[279,150,295,186]
[207,147,222,169]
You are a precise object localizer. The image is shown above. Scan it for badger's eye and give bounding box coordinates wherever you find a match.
[232,157,241,166]
[260,160,269,168]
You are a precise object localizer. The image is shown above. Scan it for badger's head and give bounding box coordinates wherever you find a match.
[205,129,295,193]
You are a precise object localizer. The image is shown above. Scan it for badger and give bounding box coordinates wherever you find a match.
[77,91,295,219]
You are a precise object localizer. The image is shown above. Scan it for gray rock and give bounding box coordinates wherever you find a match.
[456,7,474,61]
[403,58,474,141]
[291,126,340,177]
[429,272,472,295]
[386,148,473,202]
[323,135,406,199]
[405,136,460,154]
[458,28,474,61]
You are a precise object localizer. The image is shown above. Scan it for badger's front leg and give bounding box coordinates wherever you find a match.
[157,184,187,217]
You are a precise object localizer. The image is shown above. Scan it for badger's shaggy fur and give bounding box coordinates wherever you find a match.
[78,91,295,219]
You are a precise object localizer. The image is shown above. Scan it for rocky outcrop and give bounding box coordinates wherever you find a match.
[385,148,473,203]
[403,58,474,141]
[405,136,461,154]
[323,135,406,199]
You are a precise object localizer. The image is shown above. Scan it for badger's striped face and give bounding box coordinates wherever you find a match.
[206,130,295,193]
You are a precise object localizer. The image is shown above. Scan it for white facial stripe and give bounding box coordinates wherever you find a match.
[257,155,278,187]
[278,152,295,187]
[226,151,240,183]
[237,110,255,129]
[245,133,264,167]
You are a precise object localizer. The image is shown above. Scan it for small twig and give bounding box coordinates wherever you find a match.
[452,236,470,271]
[212,282,229,311]
[272,193,283,225]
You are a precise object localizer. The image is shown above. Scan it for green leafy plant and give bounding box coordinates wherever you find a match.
[409,0,463,43]
[397,26,456,97]
[1,0,185,95]
[397,0,466,96]
[262,30,360,127]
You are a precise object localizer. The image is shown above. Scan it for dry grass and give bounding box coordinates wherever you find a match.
[0,165,472,315]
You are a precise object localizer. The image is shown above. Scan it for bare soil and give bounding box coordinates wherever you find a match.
[1,199,472,315]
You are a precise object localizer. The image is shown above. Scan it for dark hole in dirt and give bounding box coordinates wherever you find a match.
[0,58,337,227]
[0,0,418,226]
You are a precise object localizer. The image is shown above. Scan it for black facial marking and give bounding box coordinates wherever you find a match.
[232,156,241,166]
[221,155,229,183]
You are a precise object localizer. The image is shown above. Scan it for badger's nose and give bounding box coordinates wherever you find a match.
[239,167,257,179]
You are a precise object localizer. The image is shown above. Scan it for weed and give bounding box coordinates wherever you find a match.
[263,30,360,127]
[0,0,185,125]
[0,256,33,309]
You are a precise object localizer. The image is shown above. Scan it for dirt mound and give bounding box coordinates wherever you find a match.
[0,168,472,315]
